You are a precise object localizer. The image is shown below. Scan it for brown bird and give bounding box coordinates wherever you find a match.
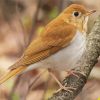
[0,4,96,91]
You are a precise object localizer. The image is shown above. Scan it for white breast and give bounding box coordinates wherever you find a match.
[26,31,86,72]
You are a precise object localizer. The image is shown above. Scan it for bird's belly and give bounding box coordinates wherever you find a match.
[26,31,86,71]
[42,42,85,70]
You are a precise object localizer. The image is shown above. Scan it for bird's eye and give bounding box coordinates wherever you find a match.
[73,11,81,17]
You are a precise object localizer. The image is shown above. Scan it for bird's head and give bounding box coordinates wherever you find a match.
[61,4,96,33]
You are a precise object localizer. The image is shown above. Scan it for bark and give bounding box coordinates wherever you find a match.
[49,15,100,100]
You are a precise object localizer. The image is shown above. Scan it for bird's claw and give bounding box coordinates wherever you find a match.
[55,84,76,93]
[67,70,79,78]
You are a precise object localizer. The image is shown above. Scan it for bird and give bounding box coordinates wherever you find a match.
[0,4,96,91]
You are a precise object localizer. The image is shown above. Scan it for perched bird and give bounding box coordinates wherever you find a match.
[0,4,96,90]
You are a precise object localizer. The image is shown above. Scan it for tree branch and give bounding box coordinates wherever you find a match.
[49,15,100,100]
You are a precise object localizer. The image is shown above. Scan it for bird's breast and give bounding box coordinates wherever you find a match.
[43,31,86,70]
[26,31,86,72]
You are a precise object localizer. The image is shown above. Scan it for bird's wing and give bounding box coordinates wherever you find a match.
[0,20,76,84]
[0,37,64,85]
[9,21,76,70]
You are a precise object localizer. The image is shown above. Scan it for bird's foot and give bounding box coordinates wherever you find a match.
[67,70,79,78]
[48,69,76,93]
[55,84,76,93]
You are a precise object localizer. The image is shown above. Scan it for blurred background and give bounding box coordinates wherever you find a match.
[0,0,100,100]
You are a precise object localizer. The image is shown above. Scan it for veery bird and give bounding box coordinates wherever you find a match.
[0,4,96,91]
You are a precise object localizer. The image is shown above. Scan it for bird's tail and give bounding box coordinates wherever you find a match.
[0,66,26,85]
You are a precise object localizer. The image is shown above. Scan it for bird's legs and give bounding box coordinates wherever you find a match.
[66,69,85,79]
[48,69,75,92]
[67,70,79,78]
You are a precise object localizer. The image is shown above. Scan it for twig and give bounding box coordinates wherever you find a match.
[58,0,64,13]
[29,70,47,90]
[49,16,100,100]
[28,0,42,44]
[41,75,51,100]
[15,0,28,49]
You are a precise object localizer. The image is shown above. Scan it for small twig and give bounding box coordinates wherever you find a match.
[28,0,42,44]
[41,75,51,100]
[49,16,100,100]
[58,0,64,13]
[29,70,47,90]
[8,76,21,100]
[15,0,28,49]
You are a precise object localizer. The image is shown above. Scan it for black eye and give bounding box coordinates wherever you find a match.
[73,11,80,17]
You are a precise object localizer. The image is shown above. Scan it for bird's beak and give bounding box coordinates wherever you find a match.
[86,10,96,16]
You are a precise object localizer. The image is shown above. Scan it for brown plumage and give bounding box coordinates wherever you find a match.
[0,4,96,86]
[10,21,76,70]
